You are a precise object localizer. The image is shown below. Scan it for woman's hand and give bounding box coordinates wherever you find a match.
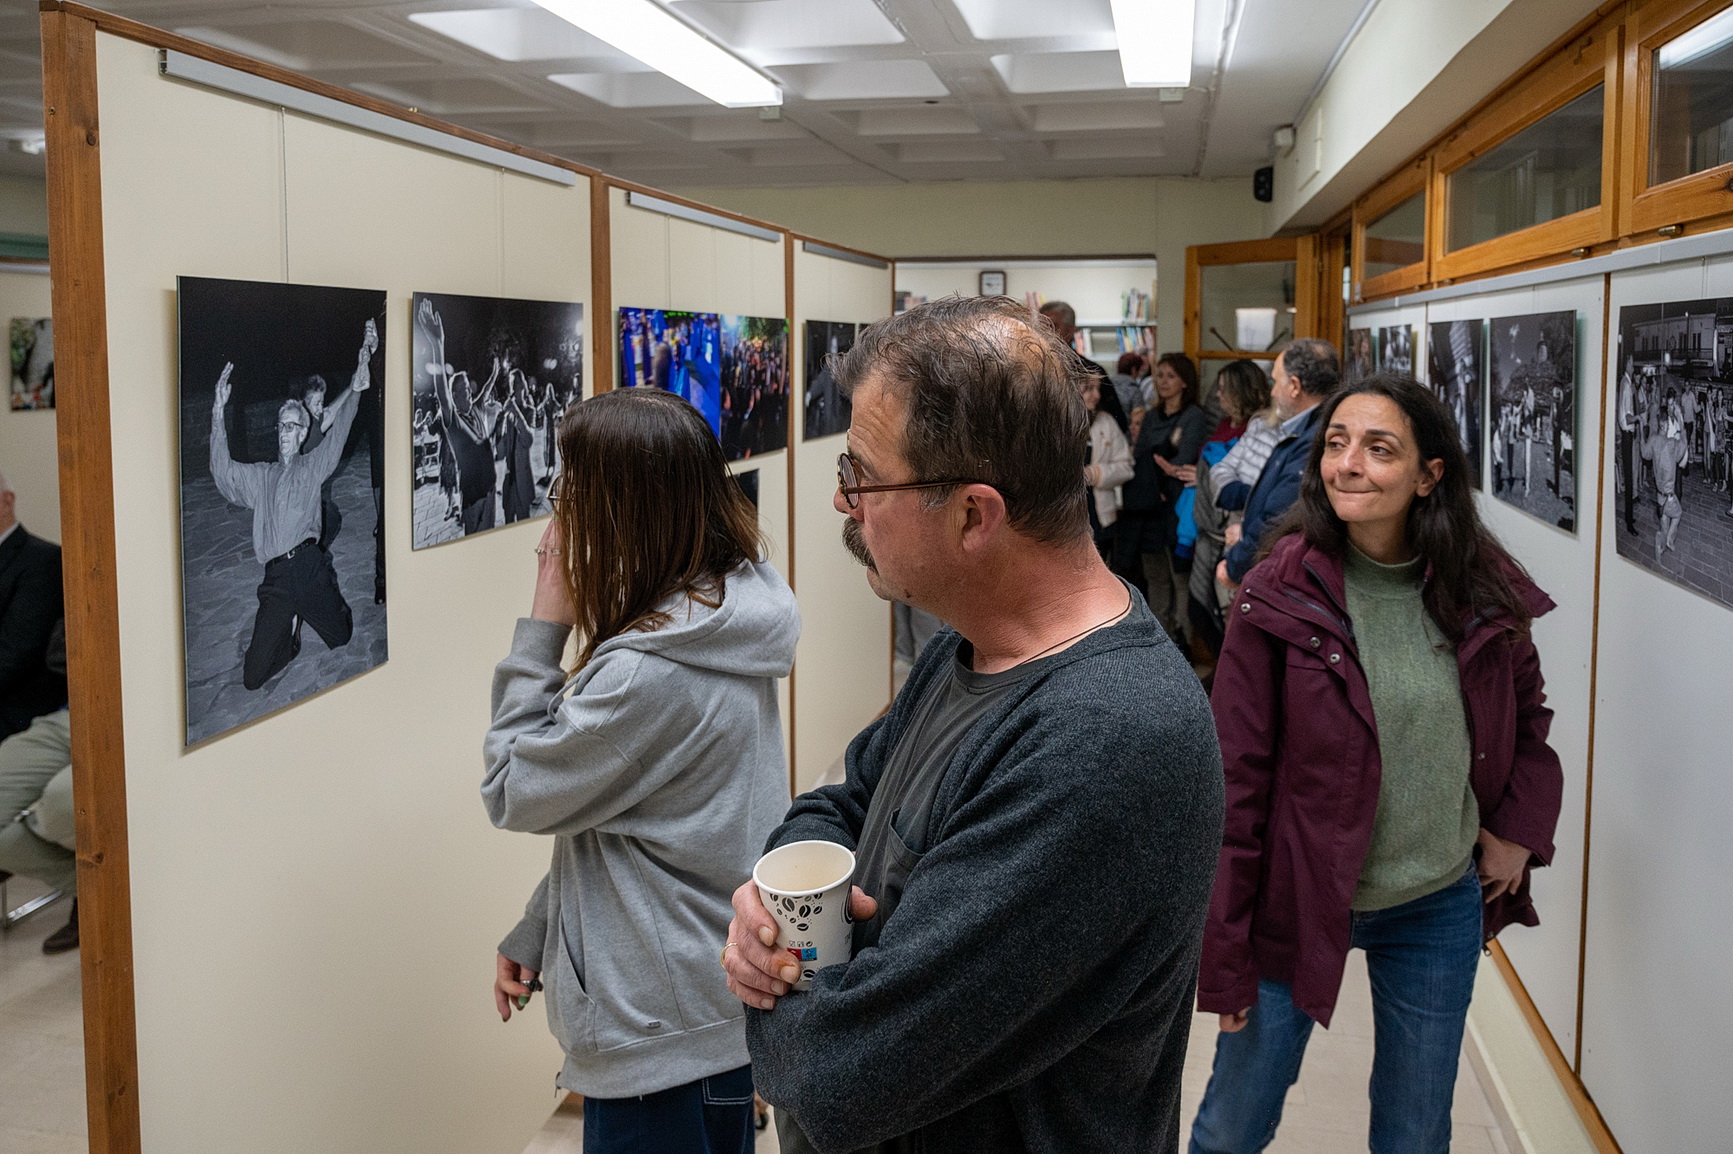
[530,519,576,626]
[1173,464,1197,485]
[1219,1008,1251,1033]
[494,952,539,1022]
[1476,828,1531,902]
[1084,464,1102,487]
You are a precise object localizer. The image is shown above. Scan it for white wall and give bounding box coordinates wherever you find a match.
[0,265,57,539]
[96,31,587,1153]
[790,246,892,791]
[0,174,49,237]
[1269,0,1605,231]
[674,178,1265,359]
[1586,256,1733,1154]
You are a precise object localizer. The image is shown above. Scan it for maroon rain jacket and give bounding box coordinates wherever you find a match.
[1198,533,1563,1027]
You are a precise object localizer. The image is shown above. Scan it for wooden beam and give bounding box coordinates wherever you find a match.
[784,232,797,798]
[590,174,612,394]
[39,7,142,1152]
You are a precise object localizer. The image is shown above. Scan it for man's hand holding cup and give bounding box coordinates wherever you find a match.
[723,867,876,1012]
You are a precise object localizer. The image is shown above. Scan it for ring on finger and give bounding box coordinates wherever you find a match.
[720,941,736,968]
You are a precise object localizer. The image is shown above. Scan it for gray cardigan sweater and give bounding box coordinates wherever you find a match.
[747,599,1224,1154]
[484,559,798,1098]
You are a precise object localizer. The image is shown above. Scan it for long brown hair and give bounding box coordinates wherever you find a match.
[1267,372,1533,640]
[553,388,764,669]
[1154,352,1200,410]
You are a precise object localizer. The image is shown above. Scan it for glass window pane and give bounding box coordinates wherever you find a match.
[1651,8,1733,185]
[1198,261,1295,353]
[1363,190,1426,280]
[1447,85,1603,252]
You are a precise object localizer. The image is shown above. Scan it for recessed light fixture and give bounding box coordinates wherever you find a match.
[1109,0,1195,88]
[528,0,780,108]
[10,137,46,156]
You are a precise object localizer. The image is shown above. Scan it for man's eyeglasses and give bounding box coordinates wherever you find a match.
[836,453,984,510]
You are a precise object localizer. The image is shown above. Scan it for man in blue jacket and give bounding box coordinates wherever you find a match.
[722,296,1224,1154]
[1217,338,1339,587]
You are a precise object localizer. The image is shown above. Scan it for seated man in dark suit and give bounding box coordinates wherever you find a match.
[0,471,66,740]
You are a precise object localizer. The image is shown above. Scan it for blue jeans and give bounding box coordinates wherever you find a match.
[1189,865,1483,1154]
[583,1064,755,1154]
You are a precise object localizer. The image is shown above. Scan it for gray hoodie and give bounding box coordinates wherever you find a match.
[484,559,799,1098]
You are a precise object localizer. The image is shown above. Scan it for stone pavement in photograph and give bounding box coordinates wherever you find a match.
[1490,435,1577,532]
[182,448,388,745]
[1614,455,1733,610]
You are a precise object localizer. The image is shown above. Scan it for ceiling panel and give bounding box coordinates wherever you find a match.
[0,0,1384,193]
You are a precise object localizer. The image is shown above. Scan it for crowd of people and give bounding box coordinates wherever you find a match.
[478,296,1564,1154]
[1617,357,1733,548]
[719,327,789,460]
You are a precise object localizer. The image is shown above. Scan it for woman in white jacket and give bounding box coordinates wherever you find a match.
[1083,372,1135,560]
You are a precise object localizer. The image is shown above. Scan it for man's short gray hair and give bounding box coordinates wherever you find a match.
[1280,338,1340,398]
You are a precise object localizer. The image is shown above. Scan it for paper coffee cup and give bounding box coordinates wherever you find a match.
[753,840,856,991]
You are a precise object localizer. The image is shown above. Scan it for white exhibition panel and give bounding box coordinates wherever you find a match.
[1431,277,1603,1067]
[1585,256,1733,1154]
[97,31,582,1154]
[0,266,58,540]
[791,244,893,791]
[606,184,793,755]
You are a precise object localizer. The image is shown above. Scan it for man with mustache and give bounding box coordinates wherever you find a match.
[722,296,1224,1154]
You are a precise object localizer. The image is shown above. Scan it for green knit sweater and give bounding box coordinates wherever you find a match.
[1344,546,1479,912]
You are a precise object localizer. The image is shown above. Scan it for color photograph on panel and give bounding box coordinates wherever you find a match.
[618,306,723,436]
[1427,319,1485,490]
[1345,327,1374,382]
[1614,299,1733,610]
[804,320,856,440]
[9,317,51,410]
[1489,311,1577,532]
[1377,324,1414,375]
[409,292,582,549]
[719,314,788,460]
[177,277,388,745]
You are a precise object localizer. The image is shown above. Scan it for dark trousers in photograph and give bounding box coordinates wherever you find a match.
[461,493,496,535]
[242,540,354,690]
[1189,866,1483,1154]
[1620,427,1637,532]
[583,1064,755,1154]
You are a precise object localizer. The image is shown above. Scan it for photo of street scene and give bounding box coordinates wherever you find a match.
[1614,298,1733,611]
[1489,310,1577,533]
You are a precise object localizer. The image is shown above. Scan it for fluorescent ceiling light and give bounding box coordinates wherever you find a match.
[1109,0,1194,88]
[1657,6,1733,70]
[529,0,780,107]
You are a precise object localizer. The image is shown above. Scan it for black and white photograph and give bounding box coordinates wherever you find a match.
[9,316,51,410]
[719,313,788,460]
[410,292,583,549]
[1378,324,1414,375]
[804,319,856,441]
[1427,319,1485,489]
[1614,298,1733,611]
[1489,310,1577,533]
[1345,327,1374,382]
[177,276,388,745]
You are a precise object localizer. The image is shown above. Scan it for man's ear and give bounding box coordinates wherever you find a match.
[955,484,1007,550]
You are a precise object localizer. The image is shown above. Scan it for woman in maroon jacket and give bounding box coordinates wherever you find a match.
[1190,374,1562,1154]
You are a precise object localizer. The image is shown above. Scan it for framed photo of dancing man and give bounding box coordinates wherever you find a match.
[1614,298,1733,611]
[1488,310,1577,533]
[177,276,389,746]
[1426,319,1485,490]
[410,292,583,549]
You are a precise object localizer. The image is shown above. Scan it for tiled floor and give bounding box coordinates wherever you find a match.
[0,876,1508,1154]
[0,878,85,1154]
[523,948,1510,1154]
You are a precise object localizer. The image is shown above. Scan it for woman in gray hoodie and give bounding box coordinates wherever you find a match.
[482,388,799,1153]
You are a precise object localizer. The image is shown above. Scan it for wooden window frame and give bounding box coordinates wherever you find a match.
[1353,157,1430,301]
[1429,13,1624,285]
[1623,0,1733,235]
[1184,237,1317,363]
